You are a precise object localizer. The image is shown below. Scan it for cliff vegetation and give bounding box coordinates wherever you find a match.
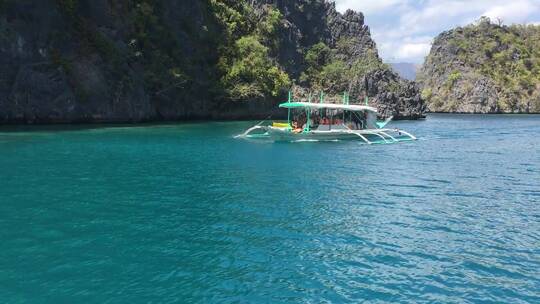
[418,17,540,113]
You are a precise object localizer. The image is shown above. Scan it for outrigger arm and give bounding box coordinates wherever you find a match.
[345,130,372,144]
[378,131,396,141]
[364,130,392,143]
[395,129,417,140]
[234,125,267,138]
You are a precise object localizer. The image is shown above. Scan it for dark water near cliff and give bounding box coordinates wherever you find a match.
[0,114,539,303]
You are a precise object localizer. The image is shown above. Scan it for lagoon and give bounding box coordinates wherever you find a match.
[0,114,539,303]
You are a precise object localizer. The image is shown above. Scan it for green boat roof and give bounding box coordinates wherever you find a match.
[279,102,378,113]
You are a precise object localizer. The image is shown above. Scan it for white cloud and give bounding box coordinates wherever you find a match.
[377,34,434,62]
[395,43,432,61]
[335,0,404,14]
[482,1,540,23]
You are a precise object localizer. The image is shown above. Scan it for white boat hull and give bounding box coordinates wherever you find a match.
[237,126,416,144]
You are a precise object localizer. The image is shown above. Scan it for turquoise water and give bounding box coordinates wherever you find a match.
[0,114,539,303]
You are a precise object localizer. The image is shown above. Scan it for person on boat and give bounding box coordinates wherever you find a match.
[291,118,304,133]
[321,117,328,125]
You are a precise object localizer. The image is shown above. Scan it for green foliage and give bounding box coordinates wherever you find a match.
[210,1,290,100]
[210,0,252,39]
[300,42,333,86]
[421,88,433,101]
[318,60,348,91]
[349,49,385,78]
[256,6,282,49]
[301,39,384,93]
[305,42,332,67]
[221,35,290,99]
[445,70,462,89]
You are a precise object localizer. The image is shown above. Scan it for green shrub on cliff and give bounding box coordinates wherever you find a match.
[220,35,290,99]
[445,71,461,89]
[305,42,332,68]
[301,40,385,93]
[210,0,252,39]
[210,1,290,100]
[349,49,386,79]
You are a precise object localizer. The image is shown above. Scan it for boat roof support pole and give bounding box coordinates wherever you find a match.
[287,108,291,129]
[305,108,310,132]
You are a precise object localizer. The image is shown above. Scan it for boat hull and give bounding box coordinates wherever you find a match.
[240,126,416,144]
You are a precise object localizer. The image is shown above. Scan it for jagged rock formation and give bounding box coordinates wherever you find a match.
[362,69,425,119]
[418,18,540,113]
[0,0,424,124]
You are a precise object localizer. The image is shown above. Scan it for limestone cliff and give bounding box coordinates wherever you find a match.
[418,18,540,113]
[0,0,425,124]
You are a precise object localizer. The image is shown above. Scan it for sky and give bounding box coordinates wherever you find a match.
[334,0,540,64]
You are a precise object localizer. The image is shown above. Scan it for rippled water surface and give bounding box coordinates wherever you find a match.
[1,114,539,303]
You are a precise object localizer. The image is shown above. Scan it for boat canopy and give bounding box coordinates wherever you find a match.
[279,102,377,113]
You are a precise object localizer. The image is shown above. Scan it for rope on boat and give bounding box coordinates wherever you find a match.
[255,115,272,127]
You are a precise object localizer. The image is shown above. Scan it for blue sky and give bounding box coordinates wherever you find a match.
[335,0,540,63]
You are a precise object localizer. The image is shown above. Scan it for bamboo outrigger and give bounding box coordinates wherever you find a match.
[236,91,417,144]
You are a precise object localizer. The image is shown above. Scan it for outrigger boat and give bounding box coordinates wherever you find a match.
[236,92,417,144]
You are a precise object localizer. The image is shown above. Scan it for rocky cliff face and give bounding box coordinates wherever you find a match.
[253,0,376,76]
[257,0,424,119]
[0,0,424,124]
[418,19,540,113]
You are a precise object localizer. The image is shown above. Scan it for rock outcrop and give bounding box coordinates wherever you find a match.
[418,19,540,113]
[0,0,425,124]
[362,69,425,119]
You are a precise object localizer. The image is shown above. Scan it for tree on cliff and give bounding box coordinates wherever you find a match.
[211,1,290,100]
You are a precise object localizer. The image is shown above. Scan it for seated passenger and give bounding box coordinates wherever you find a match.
[291,121,303,133]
